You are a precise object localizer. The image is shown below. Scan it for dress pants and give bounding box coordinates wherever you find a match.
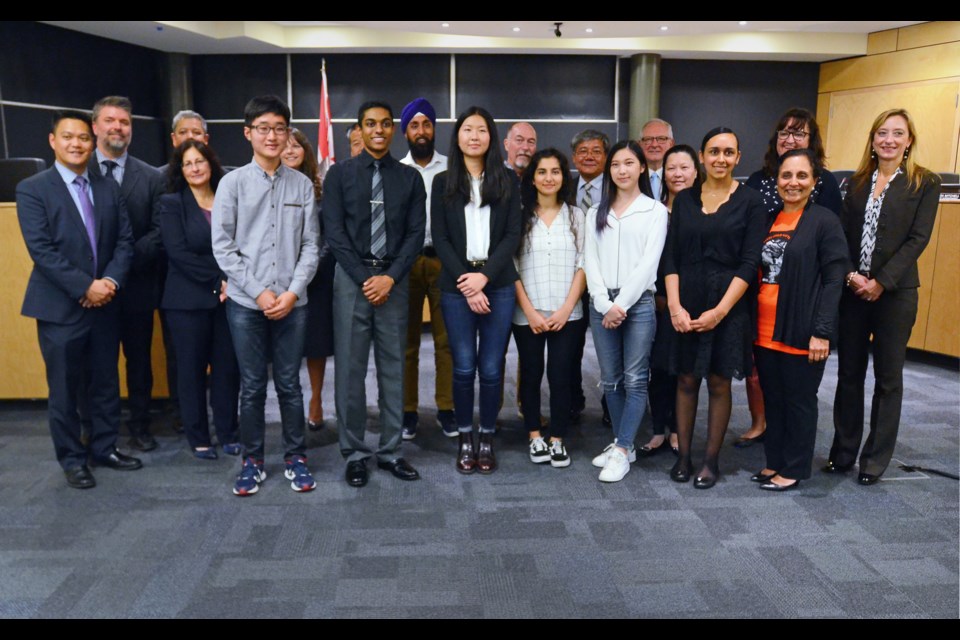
[831,287,918,476]
[166,306,240,450]
[37,308,122,470]
[755,346,825,480]
[225,299,307,461]
[512,318,584,438]
[118,303,155,432]
[403,254,453,412]
[334,264,408,464]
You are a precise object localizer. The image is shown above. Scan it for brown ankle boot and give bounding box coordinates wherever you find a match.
[477,431,497,474]
[456,431,476,474]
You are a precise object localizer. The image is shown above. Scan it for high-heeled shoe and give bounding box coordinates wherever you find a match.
[750,469,777,483]
[670,457,692,483]
[477,432,497,474]
[733,432,765,448]
[456,431,476,474]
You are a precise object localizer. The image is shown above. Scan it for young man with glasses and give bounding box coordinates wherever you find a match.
[212,95,320,496]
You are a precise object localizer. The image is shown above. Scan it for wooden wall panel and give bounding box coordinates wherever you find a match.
[822,79,959,172]
[867,29,898,55]
[897,21,960,51]
[907,211,941,351]
[819,41,960,93]
[923,203,960,357]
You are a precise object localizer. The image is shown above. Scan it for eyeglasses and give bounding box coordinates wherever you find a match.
[182,158,209,170]
[640,136,670,145]
[777,129,809,141]
[575,147,605,158]
[249,124,290,137]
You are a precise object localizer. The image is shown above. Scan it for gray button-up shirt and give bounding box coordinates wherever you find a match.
[212,159,319,310]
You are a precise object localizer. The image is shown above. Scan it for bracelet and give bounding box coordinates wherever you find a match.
[670,310,682,318]
[845,272,857,287]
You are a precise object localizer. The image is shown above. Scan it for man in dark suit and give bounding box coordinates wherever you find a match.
[323,100,426,487]
[90,96,166,451]
[16,110,141,489]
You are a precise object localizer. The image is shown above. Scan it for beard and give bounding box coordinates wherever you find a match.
[408,136,435,161]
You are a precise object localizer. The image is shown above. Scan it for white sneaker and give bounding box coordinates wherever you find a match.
[591,442,636,468]
[549,439,571,468]
[598,447,630,483]
[529,437,550,464]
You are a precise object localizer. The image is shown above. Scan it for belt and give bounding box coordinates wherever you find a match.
[361,258,393,269]
[467,259,487,270]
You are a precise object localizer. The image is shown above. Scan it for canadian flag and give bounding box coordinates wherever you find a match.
[317,58,335,181]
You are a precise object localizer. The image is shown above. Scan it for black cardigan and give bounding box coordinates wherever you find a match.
[760,203,849,349]
[430,170,522,293]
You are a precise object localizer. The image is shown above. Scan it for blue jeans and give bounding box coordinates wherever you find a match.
[225,300,307,460]
[590,292,656,450]
[440,285,515,433]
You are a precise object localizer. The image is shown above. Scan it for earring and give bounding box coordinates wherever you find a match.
[903,146,911,160]
[871,149,877,161]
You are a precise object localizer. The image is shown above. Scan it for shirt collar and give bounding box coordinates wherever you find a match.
[54,161,90,185]
[401,150,444,169]
[579,174,603,191]
[360,149,394,168]
[95,148,127,169]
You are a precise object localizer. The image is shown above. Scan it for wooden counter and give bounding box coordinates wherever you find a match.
[1,202,169,399]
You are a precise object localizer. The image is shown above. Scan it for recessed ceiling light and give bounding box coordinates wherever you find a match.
[441,23,449,28]
[739,21,748,26]
[512,26,520,32]
[660,26,668,32]
[585,28,593,33]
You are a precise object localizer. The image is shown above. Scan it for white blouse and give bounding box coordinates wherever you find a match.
[583,193,668,316]
[465,175,491,260]
[513,204,585,325]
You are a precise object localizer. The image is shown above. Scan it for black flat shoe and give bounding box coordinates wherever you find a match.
[733,432,765,449]
[693,474,718,489]
[760,479,800,492]
[821,460,854,474]
[638,440,670,458]
[858,472,880,486]
[750,469,777,483]
[670,458,692,483]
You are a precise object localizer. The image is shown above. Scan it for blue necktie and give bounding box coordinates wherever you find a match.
[650,171,661,201]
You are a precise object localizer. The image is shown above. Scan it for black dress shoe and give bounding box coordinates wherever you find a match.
[345,459,368,487]
[821,460,854,474]
[64,465,96,489]
[92,449,143,470]
[858,472,880,486]
[128,432,157,452]
[377,458,420,481]
[670,458,692,483]
[638,440,670,458]
[750,469,777,483]
[759,479,800,492]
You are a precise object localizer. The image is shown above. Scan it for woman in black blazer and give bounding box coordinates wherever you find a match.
[160,140,240,459]
[432,106,521,475]
[827,108,941,485]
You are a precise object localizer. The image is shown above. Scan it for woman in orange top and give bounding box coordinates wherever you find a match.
[751,149,847,491]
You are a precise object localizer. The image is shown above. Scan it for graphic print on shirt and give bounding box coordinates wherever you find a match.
[760,229,795,284]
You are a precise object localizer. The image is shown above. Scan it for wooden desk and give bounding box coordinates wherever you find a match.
[1,202,169,399]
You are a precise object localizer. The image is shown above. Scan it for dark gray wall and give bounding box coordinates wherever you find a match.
[660,59,821,175]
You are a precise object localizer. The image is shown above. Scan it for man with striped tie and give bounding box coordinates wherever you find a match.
[323,101,427,488]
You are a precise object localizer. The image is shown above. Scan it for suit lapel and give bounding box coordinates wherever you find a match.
[50,168,95,243]
[121,157,140,201]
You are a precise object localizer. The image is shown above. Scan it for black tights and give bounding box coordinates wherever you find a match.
[675,373,732,481]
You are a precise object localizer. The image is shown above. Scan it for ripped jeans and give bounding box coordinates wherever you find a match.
[590,291,656,450]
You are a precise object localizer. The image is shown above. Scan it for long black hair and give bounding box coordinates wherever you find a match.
[166,139,225,194]
[443,106,512,206]
[594,139,652,236]
[519,148,577,255]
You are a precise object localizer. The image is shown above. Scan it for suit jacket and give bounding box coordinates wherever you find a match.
[17,166,134,324]
[841,170,941,291]
[89,154,165,312]
[322,150,426,286]
[158,189,226,311]
[431,170,521,293]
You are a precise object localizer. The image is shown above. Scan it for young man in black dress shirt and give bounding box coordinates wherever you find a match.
[323,101,427,487]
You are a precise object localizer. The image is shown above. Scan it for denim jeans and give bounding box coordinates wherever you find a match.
[590,292,656,449]
[440,285,515,433]
[225,299,307,460]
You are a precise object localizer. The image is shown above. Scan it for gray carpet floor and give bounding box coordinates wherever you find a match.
[0,331,957,619]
